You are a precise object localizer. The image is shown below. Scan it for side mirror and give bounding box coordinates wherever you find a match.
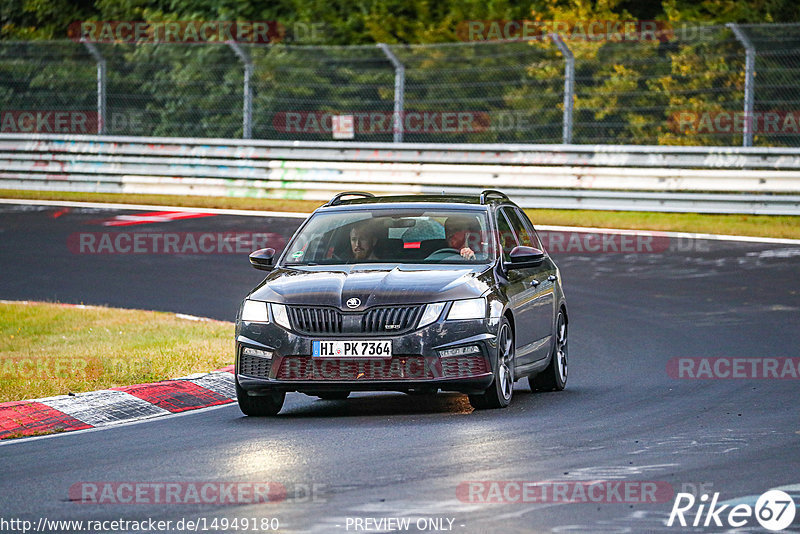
[249,248,276,271]
[508,246,545,269]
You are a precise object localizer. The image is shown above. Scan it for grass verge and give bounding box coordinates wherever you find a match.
[2,189,799,240]
[0,301,233,403]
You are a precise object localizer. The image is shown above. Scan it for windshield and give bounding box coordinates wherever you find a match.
[282,209,495,265]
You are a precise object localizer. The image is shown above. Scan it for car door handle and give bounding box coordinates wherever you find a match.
[548,275,557,282]
[530,279,540,287]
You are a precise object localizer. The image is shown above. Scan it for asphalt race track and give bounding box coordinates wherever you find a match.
[1,202,799,533]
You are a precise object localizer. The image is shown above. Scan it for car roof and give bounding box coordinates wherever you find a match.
[316,194,517,212]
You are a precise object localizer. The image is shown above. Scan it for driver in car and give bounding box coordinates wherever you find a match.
[445,216,478,260]
[350,221,379,260]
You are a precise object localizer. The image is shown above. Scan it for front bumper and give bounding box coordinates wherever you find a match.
[235,317,497,395]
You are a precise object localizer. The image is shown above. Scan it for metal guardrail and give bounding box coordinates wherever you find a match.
[2,134,800,215]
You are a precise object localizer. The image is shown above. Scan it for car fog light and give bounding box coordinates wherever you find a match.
[438,345,481,358]
[242,347,273,360]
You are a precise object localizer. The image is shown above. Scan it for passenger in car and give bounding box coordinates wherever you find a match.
[350,221,379,260]
[445,216,479,260]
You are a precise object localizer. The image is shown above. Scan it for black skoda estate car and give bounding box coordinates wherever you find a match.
[235,190,568,415]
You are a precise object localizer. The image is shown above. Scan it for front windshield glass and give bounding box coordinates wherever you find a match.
[283,209,495,265]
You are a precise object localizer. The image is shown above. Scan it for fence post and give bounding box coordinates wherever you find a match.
[227,41,253,139]
[82,42,106,135]
[377,43,405,143]
[727,23,755,147]
[550,33,574,144]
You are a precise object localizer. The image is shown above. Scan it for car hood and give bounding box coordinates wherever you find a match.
[249,264,494,310]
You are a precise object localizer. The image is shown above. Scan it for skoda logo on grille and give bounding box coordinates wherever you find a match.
[346,298,361,309]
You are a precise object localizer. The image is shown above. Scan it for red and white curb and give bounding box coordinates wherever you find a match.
[0,366,236,440]
[0,300,238,441]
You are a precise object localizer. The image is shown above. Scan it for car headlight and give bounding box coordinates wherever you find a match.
[418,302,446,329]
[241,299,269,322]
[446,297,487,320]
[270,303,291,329]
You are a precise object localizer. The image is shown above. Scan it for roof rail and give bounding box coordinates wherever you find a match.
[324,191,375,207]
[480,190,509,204]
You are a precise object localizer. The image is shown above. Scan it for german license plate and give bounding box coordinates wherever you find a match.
[312,340,392,358]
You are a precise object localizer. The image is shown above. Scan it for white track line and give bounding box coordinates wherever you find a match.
[2,197,799,244]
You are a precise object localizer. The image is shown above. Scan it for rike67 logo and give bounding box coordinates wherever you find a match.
[668,490,796,531]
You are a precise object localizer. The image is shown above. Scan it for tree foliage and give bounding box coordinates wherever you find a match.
[3,0,797,42]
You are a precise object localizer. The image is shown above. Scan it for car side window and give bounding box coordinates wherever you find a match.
[504,208,537,248]
[495,209,519,262]
[512,208,544,250]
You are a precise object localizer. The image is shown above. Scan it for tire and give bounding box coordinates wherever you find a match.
[469,317,514,410]
[314,391,350,401]
[529,310,567,392]
[236,380,285,416]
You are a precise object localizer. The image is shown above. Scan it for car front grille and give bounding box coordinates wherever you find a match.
[287,305,423,335]
[239,353,272,378]
[362,306,423,334]
[288,307,343,334]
